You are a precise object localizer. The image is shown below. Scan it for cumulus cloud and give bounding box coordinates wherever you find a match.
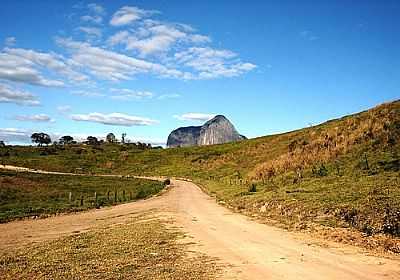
[4,37,16,46]
[70,112,158,126]
[110,88,153,100]
[13,114,54,122]
[110,6,156,26]
[174,113,216,122]
[0,83,40,106]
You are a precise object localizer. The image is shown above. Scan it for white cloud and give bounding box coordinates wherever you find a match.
[174,47,256,79]
[4,37,16,47]
[174,113,216,122]
[57,5,255,81]
[108,21,211,57]
[110,6,156,26]
[80,15,103,24]
[0,52,64,87]
[70,112,158,126]
[0,47,88,86]
[0,128,31,143]
[189,34,211,43]
[57,37,187,81]
[87,3,105,15]
[80,3,105,24]
[107,30,130,45]
[78,27,102,38]
[71,90,105,97]
[110,88,153,100]
[57,105,72,113]
[13,114,54,122]
[157,93,181,100]
[0,83,40,106]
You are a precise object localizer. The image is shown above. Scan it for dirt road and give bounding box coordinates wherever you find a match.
[1,165,399,279]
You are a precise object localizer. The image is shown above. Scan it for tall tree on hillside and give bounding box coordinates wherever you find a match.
[106,133,116,143]
[86,136,99,145]
[59,135,74,145]
[121,133,127,144]
[0,140,5,147]
[31,133,51,146]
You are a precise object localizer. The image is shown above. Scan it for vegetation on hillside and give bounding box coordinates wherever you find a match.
[0,170,164,223]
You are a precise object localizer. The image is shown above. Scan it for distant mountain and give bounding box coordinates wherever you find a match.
[167,115,246,148]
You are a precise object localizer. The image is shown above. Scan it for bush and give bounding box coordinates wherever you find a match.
[317,164,328,177]
[164,178,171,186]
[248,183,257,193]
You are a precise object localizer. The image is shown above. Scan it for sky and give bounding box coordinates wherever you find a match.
[0,0,399,145]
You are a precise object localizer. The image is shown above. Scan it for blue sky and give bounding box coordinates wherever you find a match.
[0,0,399,145]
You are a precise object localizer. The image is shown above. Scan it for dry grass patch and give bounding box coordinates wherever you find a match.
[0,215,220,279]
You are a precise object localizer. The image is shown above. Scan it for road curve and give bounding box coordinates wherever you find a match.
[0,165,399,279]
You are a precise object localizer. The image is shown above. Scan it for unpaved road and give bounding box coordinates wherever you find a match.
[1,165,399,279]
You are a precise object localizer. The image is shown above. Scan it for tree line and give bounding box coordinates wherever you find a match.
[24,132,158,149]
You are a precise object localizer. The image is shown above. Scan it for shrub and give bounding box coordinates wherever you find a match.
[248,183,257,193]
[164,178,171,186]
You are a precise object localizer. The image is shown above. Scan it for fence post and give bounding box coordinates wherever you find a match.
[123,190,126,201]
[114,189,117,202]
[68,192,72,203]
[80,196,84,206]
[364,154,370,170]
[94,192,97,206]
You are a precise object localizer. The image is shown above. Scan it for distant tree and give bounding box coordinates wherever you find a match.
[106,133,116,143]
[0,141,5,147]
[59,135,74,145]
[31,133,51,146]
[121,133,127,144]
[86,136,99,145]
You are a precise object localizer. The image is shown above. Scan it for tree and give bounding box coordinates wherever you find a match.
[0,141,5,147]
[59,135,74,145]
[86,136,99,145]
[106,133,116,143]
[121,133,127,144]
[31,133,51,146]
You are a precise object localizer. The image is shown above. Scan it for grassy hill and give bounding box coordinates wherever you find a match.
[1,100,399,251]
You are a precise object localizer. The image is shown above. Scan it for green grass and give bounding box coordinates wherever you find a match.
[0,170,165,223]
[0,214,219,280]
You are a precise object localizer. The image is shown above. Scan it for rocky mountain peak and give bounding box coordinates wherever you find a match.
[167,115,245,148]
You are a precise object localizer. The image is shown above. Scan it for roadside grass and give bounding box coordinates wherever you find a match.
[0,170,164,223]
[0,215,219,280]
